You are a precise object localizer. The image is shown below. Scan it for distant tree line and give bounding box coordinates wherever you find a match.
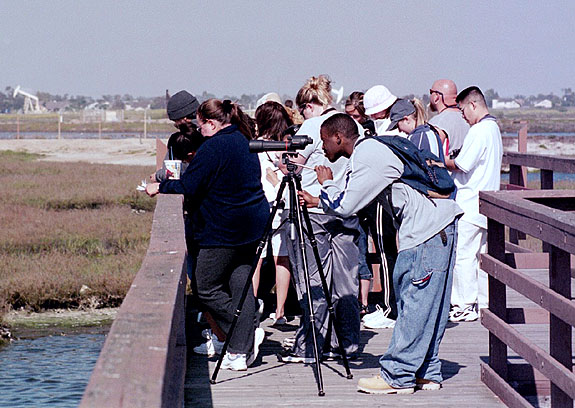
[1,86,574,114]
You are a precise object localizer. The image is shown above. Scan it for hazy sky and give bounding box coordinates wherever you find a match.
[1,1,574,99]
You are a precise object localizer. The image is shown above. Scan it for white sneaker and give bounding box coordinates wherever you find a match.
[269,312,287,326]
[449,304,478,322]
[221,352,247,371]
[282,336,296,349]
[362,304,384,324]
[255,299,264,325]
[193,329,224,356]
[363,313,396,329]
[247,327,265,367]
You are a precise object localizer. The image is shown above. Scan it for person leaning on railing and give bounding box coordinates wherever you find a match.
[146,99,269,371]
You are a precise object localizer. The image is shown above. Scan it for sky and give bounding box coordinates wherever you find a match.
[1,1,574,99]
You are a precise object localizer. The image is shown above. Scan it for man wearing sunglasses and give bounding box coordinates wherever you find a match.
[428,80,469,160]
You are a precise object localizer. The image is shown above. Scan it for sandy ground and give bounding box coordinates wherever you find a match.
[0,136,572,166]
[0,138,160,166]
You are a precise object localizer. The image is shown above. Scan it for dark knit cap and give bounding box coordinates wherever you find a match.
[167,90,199,121]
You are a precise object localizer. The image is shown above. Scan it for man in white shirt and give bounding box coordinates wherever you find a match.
[445,86,503,322]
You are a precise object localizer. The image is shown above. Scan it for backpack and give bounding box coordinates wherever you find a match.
[360,135,456,199]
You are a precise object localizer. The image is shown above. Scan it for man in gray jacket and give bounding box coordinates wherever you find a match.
[302,113,462,395]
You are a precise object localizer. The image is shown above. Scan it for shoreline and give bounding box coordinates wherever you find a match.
[0,138,159,166]
[1,308,117,341]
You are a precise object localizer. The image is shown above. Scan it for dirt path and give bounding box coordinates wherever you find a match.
[0,138,160,166]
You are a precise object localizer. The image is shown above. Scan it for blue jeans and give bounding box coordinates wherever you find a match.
[379,220,457,388]
[357,223,372,280]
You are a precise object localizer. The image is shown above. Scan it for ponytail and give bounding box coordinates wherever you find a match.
[411,98,428,127]
[198,98,254,139]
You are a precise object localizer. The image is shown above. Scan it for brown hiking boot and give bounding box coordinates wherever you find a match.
[357,375,415,395]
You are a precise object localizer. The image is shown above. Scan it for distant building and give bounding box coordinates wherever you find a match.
[45,101,70,112]
[492,99,521,109]
[534,99,553,108]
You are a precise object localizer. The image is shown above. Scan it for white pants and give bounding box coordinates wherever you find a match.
[451,219,488,309]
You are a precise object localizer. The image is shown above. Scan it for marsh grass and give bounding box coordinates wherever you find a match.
[0,151,156,321]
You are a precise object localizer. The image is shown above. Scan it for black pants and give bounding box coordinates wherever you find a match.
[192,243,257,354]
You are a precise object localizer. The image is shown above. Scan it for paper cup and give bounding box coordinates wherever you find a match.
[164,160,182,180]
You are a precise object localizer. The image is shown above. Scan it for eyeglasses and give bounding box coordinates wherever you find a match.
[298,104,308,116]
[429,89,444,97]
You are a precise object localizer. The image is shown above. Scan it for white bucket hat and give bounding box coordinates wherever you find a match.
[364,85,397,116]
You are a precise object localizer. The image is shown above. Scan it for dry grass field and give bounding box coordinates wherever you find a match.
[0,151,156,321]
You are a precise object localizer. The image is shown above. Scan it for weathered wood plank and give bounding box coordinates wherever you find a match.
[185,316,505,407]
[81,195,187,408]
[481,309,575,400]
[503,152,575,174]
[481,254,575,327]
[481,363,533,408]
[480,192,575,254]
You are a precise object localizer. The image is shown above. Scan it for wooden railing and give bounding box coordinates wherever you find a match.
[80,194,187,408]
[504,151,575,190]
[480,152,575,408]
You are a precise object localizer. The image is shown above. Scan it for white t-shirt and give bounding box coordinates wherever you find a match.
[373,117,403,136]
[258,151,280,202]
[295,111,364,213]
[453,117,503,228]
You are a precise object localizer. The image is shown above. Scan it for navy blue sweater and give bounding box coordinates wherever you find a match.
[159,125,269,247]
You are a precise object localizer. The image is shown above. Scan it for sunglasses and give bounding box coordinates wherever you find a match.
[429,89,444,97]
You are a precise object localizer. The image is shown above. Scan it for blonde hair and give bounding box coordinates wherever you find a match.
[410,98,428,127]
[295,75,332,109]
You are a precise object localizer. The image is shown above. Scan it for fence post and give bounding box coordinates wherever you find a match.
[517,121,528,183]
[549,245,572,407]
[541,169,554,190]
[143,108,148,142]
[487,218,508,381]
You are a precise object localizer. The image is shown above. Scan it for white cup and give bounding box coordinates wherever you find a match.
[164,160,182,180]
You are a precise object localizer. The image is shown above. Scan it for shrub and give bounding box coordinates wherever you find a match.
[0,151,156,313]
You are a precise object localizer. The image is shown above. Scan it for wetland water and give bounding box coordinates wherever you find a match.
[0,326,109,408]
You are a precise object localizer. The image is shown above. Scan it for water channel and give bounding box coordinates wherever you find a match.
[0,326,109,408]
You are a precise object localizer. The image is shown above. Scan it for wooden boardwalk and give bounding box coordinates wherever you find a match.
[184,313,504,407]
[184,266,575,407]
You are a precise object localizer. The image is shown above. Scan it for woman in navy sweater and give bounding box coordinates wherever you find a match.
[147,99,269,370]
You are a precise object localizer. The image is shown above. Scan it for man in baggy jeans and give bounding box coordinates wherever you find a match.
[302,113,462,394]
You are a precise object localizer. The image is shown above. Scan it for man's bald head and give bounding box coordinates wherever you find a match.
[430,79,458,111]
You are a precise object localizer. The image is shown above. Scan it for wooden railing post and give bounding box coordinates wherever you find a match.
[541,170,554,253]
[549,245,572,407]
[540,169,554,190]
[487,218,508,381]
[508,162,526,244]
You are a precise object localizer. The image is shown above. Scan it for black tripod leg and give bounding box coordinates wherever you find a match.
[293,176,354,380]
[288,176,325,396]
[210,178,288,384]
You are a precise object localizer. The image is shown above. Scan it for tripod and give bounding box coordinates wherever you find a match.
[210,153,353,396]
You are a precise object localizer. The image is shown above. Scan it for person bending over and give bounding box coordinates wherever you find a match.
[302,113,462,394]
